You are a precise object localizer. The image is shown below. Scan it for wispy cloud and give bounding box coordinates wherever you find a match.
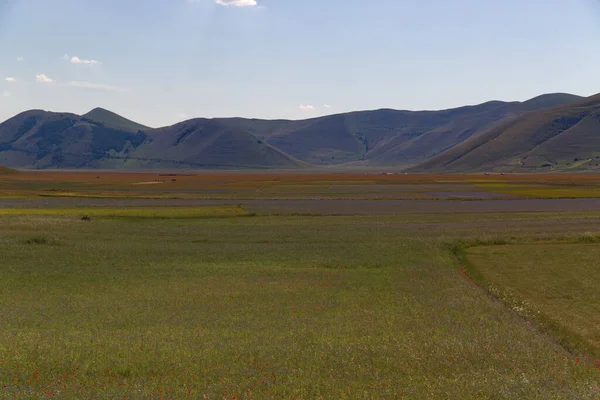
[324,104,332,108]
[5,77,17,83]
[64,54,100,65]
[215,0,257,6]
[66,81,127,92]
[299,104,315,111]
[16,57,24,62]
[2,91,10,97]
[36,74,54,84]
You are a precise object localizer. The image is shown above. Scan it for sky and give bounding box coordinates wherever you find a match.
[1,0,600,127]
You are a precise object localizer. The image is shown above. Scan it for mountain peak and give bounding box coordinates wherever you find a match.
[84,107,110,115]
[520,93,584,112]
[82,108,149,132]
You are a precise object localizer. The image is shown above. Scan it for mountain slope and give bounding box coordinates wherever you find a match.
[0,92,588,170]
[82,108,149,132]
[412,93,600,172]
[258,93,583,166]
[369,94,585,166]
[114,119,305,169]
[0,110,149,169]
[0,110,304,169]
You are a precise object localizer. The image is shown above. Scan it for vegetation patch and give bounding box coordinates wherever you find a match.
[0,205,251,219]
[475,182,600,198]
[0,173,600,398]
[22,235,59,245]
[460,238,600,359]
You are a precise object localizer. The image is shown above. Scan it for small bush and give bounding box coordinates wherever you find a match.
[81,215,92,221]
[576,232,599,243]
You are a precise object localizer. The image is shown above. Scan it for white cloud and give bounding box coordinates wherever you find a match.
[65,54,100,65]
[324,104,332,108]
[215,0,257,6]
[299,104,315,111]
[16,57,24,62]
[36,74,54,84]
[70,56,100,65]
[2,91,10,97]
[5,77,16,83]
[66,81,126,92]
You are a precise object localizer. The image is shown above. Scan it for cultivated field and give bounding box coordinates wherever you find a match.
[467,244,600,358]
[1,171,599,399]
[2,171,600,201]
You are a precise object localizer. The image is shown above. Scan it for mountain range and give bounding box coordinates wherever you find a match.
[1,92,599,171]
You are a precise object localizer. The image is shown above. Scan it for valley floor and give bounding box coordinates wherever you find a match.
[0,171,599,398]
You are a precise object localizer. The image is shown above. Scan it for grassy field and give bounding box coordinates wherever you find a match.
[474,182,600,198]
[0,205,250,219]
[2,171,600,200]
[1,172,600,398]
[467,244,600,358]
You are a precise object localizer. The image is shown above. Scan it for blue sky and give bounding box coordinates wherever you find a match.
[1,0,599,127]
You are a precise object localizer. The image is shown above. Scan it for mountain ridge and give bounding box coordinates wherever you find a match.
[1,92,597,171]
[411,93,600,172]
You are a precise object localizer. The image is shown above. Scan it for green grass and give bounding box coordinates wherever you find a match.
[0,205,251,219]
[0,165,17,175]
[467,243,600,357]
[506,188,600,198]
[1,213,600,398]
[475,182,600,198]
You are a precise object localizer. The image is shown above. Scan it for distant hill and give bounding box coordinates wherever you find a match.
[82,107,149,132]
[0,109,149,169]
[0,92,592,171]
[412,94,600,172]
[108,119,306,169]
[0,110,303,169]
[220,93,583,166]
